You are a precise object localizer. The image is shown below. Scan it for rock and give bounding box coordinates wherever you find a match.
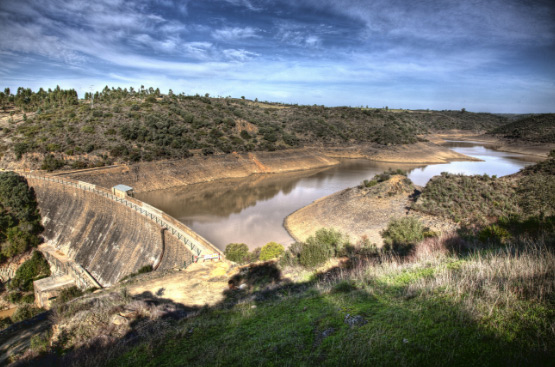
[119,310,138,319]
[111,314,128,326]
[344,314,367,328]
[238,283,248,290]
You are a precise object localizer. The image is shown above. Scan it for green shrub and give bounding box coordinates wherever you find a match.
[30,331,51,354]
[11,304,43,322]
[279,242,303,268]
[40,154,64,171]
[6,291,22,304]
[137,265,153,274]
[478,224,511,245]
[306,228,347,257]
[360,179,378,188]
[2,227,40,258]
[381,216,425,254]
[259,242,285,261]
[0,317,13,330]
[224,243,250,264]
[356,236,380,257]
[9,251,51,292]
[21,293,35,304]
[299,242,330,268]
[246,247,261,263]
[55,286,83,304]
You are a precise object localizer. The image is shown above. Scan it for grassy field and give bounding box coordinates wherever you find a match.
[14,235,551,367]
[101,239,553,367]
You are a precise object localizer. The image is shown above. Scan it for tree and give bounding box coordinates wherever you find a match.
[224,243,249,263]
[259,242,284,261]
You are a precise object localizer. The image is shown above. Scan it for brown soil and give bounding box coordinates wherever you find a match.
[323,141,480,164]
[124,261,238,307]
[284,175,457,246]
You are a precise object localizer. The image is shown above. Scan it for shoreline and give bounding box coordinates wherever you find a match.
[54,140,478,194]
[427,131,554,158]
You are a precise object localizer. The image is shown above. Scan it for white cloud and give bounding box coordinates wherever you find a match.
[212,27,259,41]
[222,0,262,11]
[223,49,259,61]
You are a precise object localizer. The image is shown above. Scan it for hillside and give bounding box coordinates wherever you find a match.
[488,114,555,143]
[0,86,509,171]
[412,155,555,226]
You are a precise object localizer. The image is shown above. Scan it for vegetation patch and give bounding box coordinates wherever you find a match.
[489,114,555,143]
[0,172,43,261]
[259,242,285,261]
[0,86,511,170]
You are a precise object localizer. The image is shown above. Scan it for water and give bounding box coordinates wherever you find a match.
[137,142,538,250]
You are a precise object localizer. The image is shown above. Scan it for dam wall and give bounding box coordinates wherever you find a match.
[24,174,220,287]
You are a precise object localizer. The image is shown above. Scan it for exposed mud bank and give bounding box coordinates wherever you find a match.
[60,149,339,193]
[322,141,479,164]
[60,143,472,193]
[427,131,554,158]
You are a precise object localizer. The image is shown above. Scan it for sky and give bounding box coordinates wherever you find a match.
[0,0,554,113]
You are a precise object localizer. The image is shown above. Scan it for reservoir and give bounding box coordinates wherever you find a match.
[137,142,540,250]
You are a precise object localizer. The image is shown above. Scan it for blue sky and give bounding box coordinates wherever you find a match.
[0,0,554,113]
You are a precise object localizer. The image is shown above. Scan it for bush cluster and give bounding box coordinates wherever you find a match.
[225,242,286,264]
[381,216,426,255]
[8,251,51,292]
[0,172,43,261]
[360,168,409,188]
[259,242,285,261]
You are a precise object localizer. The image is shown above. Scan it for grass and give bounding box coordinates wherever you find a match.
[37,237,546,367]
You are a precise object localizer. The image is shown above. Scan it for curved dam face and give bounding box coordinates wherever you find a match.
[26,176,197,287]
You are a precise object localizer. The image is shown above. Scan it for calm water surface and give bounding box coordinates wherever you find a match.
[138,142,539,250]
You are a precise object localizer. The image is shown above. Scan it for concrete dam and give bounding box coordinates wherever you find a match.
[24,174,221,288]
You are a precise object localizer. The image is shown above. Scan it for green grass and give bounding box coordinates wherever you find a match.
[105,243,553,367]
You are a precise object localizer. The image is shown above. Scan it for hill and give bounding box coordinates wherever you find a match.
[0,86,509,171]
[488,114,555,143]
